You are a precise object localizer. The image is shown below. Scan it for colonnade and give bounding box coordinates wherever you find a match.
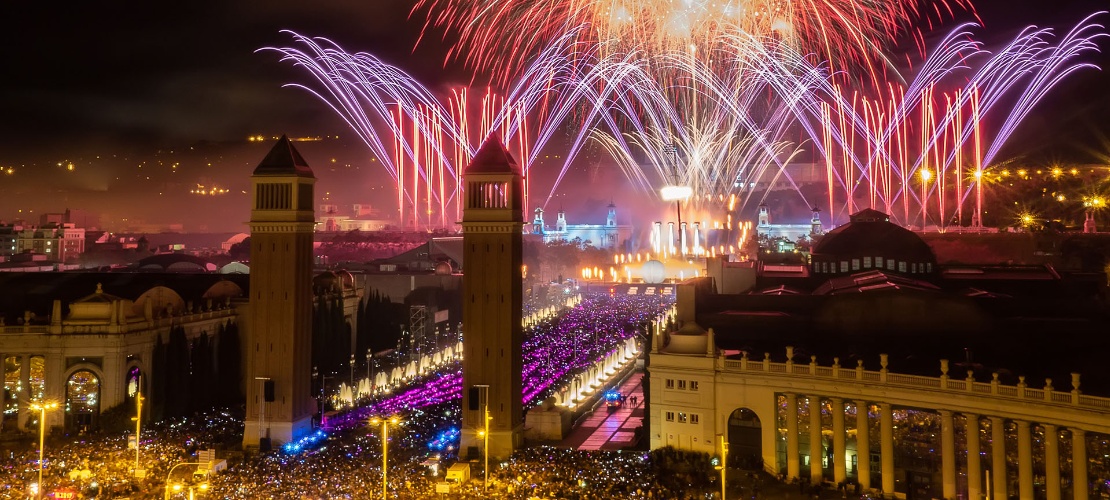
[781,392,1090,500]
[1,353,68,430]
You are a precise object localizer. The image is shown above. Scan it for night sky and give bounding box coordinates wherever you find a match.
[1,0,1108,231]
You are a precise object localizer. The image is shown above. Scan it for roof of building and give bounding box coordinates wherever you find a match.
[466,136,521,175]
[811,209,936,264]
[811,270,940,295]
[252,135,315,178]
[135,254,217,273]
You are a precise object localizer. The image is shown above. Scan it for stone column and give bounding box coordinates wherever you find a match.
[1044,424,1059,500]
[786,393,800,480]
[810,396,823,484]
[880,403,895,495]
[1017,420,1033,500]
[1072,429,1087,500]
[831,397,846,484]
[991,417,1007,500]
[940,410,956,499]
[44,354,66,430]
[17,355,30,430]
[856,403,871,490]
[967,414,982,500]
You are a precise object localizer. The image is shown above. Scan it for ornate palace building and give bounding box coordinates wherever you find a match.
[650,209,1110,500]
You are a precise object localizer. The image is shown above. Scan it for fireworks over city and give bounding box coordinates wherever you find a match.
[262,1,1106,249]
[411,0,975,84]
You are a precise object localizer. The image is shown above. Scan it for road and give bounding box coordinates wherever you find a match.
[559,370,645,451]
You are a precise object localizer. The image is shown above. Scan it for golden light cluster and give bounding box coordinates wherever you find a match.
[190,184,231,196]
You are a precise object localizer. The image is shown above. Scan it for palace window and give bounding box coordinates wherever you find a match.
[690,414,700,424]
[665,411,675,422]
[678,412,688,423]
[677,380,687,390]
[875,256,884,268]
[690,381,699,391]
[665,379,675,389]
[851,259,860,270]
[863,257,872,268]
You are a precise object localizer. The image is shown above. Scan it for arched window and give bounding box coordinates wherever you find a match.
[66,370,101,433]
[126,366,142,399]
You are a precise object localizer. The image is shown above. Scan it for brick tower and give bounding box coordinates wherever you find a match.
[460,136,524,459]
[243,135,316,448]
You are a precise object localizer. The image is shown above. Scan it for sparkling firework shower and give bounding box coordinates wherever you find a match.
[412,0,973,84]
[261,31,602,231]
[805,15,1108,229]
[264,14,1105,239]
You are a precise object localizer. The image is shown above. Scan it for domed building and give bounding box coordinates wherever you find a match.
[810,209,937,277]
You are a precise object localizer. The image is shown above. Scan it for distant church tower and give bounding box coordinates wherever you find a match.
[243,136,317,448]
[460,136,524,459]
[532,207,545,234]
[758,203,770,226]
[810,207,824,235]
[606,202,617,227]
[556,210,568,232]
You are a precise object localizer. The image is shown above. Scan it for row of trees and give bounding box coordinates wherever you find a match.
[148,321,242,420]
[313,289,407,377]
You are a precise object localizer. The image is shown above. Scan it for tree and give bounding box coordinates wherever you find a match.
[216,321,243,406]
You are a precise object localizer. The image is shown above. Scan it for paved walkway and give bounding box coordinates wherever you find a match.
[559,371,645,450]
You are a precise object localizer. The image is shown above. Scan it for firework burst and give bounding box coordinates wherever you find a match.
[412,0,973,84]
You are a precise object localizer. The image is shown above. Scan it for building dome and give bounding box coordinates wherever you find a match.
[433,261,453,275]
[313,271,340,293]
[810,209,936,276]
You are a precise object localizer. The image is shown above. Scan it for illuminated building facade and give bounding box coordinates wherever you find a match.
[530,203,633,250]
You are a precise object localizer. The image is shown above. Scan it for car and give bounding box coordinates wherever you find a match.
[604,390,623,409]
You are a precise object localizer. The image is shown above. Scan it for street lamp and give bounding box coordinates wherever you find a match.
[370,416,401,499]
[474,384,491,491]
[29,401,58,500]
[718,434,729,500]
[163,462,206,500]
[349,354,356,387]
[132,377,145,477]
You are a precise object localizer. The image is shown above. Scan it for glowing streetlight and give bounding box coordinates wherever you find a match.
[473,384,491,491]
[370,416,402,499]
[29,402,58,500]
[163,462,206,500]
[132,378,145,477]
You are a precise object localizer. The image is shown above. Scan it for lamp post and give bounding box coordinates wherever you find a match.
[132,379,145,477]
[718,433,729,500]
[29,402,58,500]
[370,416,401,499]
[349,354,356,387]
[474,384,490,491]
[163,462,206,500]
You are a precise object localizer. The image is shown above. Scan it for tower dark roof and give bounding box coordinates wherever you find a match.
[253,135,315,178]
[812,209,935,265]
[466,136,521,175]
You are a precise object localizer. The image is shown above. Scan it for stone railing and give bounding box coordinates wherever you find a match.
[0,307,236,335]
[721,346,1110,412]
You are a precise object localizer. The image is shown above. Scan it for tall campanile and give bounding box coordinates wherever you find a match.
[460,136,524,459]
[243,135,316,448]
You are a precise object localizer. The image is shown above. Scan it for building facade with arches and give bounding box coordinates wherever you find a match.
[649,323,1110,500]
[1,279,244,433]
